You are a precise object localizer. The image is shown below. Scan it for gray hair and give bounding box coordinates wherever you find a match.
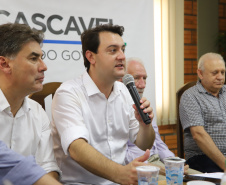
[198,52,225,71]
[0,23,44,59]
[126,57,144,72]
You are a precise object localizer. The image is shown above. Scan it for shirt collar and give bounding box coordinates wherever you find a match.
[0,89,10,112]
[0,89,31,115]
[82,71,101,96]
[196,80,226,95]
[108,81,120,102]
[22,96,31,112]
[82,71,121,100]
[14,97,31,118]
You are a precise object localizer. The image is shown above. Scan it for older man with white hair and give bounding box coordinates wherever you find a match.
[125,57,194,180]
[125,57,202,179]
[180,52,226,173]
[126,57,147,98]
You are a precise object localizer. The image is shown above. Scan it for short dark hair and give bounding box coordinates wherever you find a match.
[81,24,124,71]
[0,23,44,58]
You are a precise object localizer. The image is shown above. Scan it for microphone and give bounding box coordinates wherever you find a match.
[122,74,151,125]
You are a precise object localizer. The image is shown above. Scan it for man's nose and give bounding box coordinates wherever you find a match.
[39,59,47,72]
[217,72,225,80]
[117,49,125,60]
[136,78,146,89]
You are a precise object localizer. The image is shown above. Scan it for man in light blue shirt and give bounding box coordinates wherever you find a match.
[0,141,62,185]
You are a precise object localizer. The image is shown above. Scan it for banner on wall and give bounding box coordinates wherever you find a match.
[0,0,157,118]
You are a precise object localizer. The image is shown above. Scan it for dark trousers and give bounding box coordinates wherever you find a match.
[186,154,223,173]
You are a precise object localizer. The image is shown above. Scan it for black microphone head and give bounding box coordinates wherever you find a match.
[122,74,134,86]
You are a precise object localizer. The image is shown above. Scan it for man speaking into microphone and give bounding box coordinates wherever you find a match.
[51,24,155,185]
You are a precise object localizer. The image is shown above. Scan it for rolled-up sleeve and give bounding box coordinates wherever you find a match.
[35,109,61,176]
[61,126,89,155]
[52,87,90,155]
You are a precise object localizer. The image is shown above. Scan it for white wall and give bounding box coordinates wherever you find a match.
[0,0,157,119]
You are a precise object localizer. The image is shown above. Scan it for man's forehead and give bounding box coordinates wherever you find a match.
[205,59,225,68]
[99,32,124,46]
[129,62,146,71]
[18,41,42,55]
[202,64,225,75]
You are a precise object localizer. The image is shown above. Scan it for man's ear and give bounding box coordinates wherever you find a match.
[0,56,11,74]
[85,50,96,65]
[197,69,203,80]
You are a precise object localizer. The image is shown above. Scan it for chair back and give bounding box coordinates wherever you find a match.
[176,81,196,158]
[29,82,62,110]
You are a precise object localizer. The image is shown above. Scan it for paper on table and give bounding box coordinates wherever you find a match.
[191,172,224,179]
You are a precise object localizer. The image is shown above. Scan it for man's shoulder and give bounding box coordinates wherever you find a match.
[53,77,87,106]
[27,97,44,110]
[115,80,127,91]
[180,84,201,107]
[114,81,132,98]
[182,83,199,97]
[26,97,49,118]
[57,78,83,94]
[222,84,226,92]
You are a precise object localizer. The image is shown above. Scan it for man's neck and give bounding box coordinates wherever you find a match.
[88,70,114,99]
[1,86,24,116]
[201,83,221,97]
[211,91,220,97]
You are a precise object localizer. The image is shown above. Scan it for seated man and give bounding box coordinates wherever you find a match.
[124,57,201,180]
[0,141,62,185]
[124,58,174,178]
[0,23,60,179]
[51,24,155,185]
[180,52,226,172]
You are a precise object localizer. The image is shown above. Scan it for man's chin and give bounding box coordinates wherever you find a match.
[214,84,224,88]
[139,93,143,98]
[31,85,43,94]
[116,73,125,81]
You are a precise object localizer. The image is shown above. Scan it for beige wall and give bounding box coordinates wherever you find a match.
[175,0,184,91]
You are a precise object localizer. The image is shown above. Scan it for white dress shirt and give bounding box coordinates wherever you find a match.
[51,71,139,185]
[0,89,60,174]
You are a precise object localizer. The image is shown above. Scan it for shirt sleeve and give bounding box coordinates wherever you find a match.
[151,122,175,161]
[35,107,61,176]
[179,90,204,130]
[124,140,145,164]
[125,121,175,164]
[128,114,139,144]
[0,141,46,185]
[52,85,90,155]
